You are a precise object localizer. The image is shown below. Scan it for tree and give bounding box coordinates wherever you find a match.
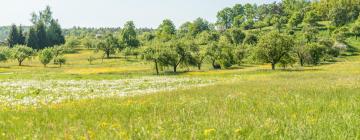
[11,45,33,66]
[216,7,234,30]
[35,22,48,50]
[17,26,26,45]
[142,42,163,75]
[306,43,326,65]
[156,19,176,41]
[206,42,222,69]
[244,33,258,45]
[302,24,319,43]
[160,40,191,73]
[0,47,11,63]
[195,31,219,45]
[96,34,119,59]
[303,11,318,26]
[288,12,303,28]
[234,46,246,65]
[189,18,210,37]
[120,21,139,48]
[228,28,246,45]
[47,19,65,47]
[254,21,267,31]
[254,31,294,70]
[272,15,287,32]
[27,27,39,49]
[7,24,19,48]
[295,40,307,66]
[333,28,348,43]
[329,7,348,27]
[39,48,54,67]
[217,36,235,68]
[54,57,66,67]
[191,44,207,70]
[232,15,245,28]
[123,47,132,60]
[28,6,65,49]
[351,24,360,40]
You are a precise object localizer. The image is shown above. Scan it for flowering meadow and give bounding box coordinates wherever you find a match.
[0,38,359,139]
[0,77,213,106]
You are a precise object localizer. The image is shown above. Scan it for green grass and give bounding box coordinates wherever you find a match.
[0,38,360,139]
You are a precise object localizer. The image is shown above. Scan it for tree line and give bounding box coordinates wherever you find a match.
[7,6,65,50]
[1,0,360,74]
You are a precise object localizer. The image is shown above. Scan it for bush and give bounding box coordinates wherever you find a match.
[54,57,66,67]
[0,47,11,62]
[39,48,54,67]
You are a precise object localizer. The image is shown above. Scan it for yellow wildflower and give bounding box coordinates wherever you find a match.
[204,128,216,136]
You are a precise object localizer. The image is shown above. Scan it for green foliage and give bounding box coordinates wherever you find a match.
[195,31,219,45]
[306,43,326,65]
[26,27,38,49]
[216,7,233,30]
[254,31,294,70]
[206,43,222,69]
[39,48,54,67]
[96,34,119,59]
[244,33,258,45]
[233,46,246,65]
[123,47,132,59]
[302,24,319,43]
[303,11,318,26]
[232,15,245,28]
[35,22,48,50]
[87,56,96,65]
[47,20,65,47]
[159,40,191,72]
[7,25,25,47]
[189,18,210,37]
[0,47,10,62]
[333,28,348,43]
[142,42,162,74]
[351,24,360,40]
[11,45,33,66]
[228,28,246,45]
[54,56,66,67]
[120,21,139,48]
[288,12,303,28]
[156,19,176,42]
[28,6,65,50]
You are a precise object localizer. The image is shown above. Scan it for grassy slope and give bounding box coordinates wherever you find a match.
[0,38,360,139]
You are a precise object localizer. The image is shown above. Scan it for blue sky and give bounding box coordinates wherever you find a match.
[0,0,278,28]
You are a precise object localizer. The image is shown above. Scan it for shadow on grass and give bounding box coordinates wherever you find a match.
[345,42,359,56]
[255,68,322,73]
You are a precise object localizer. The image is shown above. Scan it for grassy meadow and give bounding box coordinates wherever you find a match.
[0,36,358,139]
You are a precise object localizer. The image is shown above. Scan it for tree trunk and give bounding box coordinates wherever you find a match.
[106,51,110,59]
[197,63,201,70]
[18,60,22,66]
[173,65,177,73]
[155,60,159,75]
[300,58,304,67]
[212,60,216,69]
[271,63,276,70]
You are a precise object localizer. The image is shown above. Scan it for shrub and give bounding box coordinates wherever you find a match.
[39,48,54,67]
[11,45,33,66]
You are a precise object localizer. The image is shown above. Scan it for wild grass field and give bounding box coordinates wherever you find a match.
[0,37,359,139]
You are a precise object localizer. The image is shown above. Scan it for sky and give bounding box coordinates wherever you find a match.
[0,0,278,29]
